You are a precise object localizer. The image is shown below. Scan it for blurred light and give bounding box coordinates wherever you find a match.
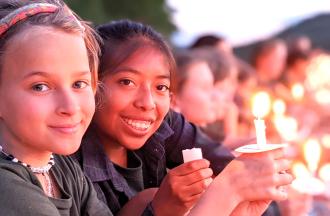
[319,163,330,182]
[274,116,298,142]
[321,134,330,148]
[315,89,330,105]
[305,55,330,106]
[304,139,321,174]
[292,162,310,178]
[292,162,326,195]
[272,99,286,116]
[251,91,271,118]
[291,83,304,101]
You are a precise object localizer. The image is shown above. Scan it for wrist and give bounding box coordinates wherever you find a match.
[151,198,170,216]
[214,167,243,205]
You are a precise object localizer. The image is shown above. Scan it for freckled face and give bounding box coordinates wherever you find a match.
[0,26,95,162]
[93,48,171,150]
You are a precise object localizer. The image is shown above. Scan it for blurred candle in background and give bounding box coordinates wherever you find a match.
[304,139,321,175]
[291,83,305,101]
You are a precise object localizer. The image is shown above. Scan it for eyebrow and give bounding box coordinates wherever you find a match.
[22,70,91,79]
[113,67,170,80]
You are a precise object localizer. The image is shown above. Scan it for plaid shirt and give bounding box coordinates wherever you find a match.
[73,110,234,215]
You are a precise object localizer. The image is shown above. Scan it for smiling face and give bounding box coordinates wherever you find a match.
[93,47,171,150]
[0,26,95,164]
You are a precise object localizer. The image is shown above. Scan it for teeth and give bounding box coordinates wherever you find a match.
[122,118,152,130]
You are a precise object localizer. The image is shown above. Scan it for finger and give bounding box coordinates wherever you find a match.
[240,184,287,201]
[184,177,213,197]
[184,168,213,186]
[274,159,291,173]
[271,186,289,201]
[254,172,293,188]
[171,159,210,176]
[182,168,213,186]
[242,172,293,200]
[273,172,294,187]
[183,193,202,205]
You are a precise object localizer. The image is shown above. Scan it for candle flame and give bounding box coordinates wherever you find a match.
[321,134,330,148]
[272,99,286,116]
[251,91,271,118]
[273,116,297,141]
[291,83,304,101]
[315,89,330,105]
[292,162,310,179]
[319,163,330,182]
[303,139,321,174]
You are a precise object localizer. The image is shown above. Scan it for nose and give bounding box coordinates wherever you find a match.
[133,85,156,111]
[55,88,80,116]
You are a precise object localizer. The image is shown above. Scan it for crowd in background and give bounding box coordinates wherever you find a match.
[171,33,330,215]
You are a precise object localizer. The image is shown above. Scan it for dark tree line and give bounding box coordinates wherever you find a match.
[65,0,176,36]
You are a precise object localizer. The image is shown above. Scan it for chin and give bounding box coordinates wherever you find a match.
[52,142,81,156]
[124,140,147,151]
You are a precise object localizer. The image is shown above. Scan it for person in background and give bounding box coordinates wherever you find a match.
[251,38,288,88]
[281,48,311,88]
[190,34,233,54]
[197,48,241,147]
[234,59,258,138]
[171,49,217,127]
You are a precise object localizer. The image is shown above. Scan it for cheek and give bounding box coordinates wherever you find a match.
[96,89,131,122]
[81,92,96,122]
[156,96,170,119]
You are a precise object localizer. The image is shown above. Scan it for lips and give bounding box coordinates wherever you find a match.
[122,117,153,131]
[49,122,82,134]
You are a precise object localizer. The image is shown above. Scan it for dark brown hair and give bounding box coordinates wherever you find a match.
[96,19,176,88]
[173,49,209,94]
[251,38,286,67]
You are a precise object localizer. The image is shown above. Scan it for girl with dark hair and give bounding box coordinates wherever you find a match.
[75,19,293,216]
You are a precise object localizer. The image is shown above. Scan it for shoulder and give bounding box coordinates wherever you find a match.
[0,157,60,215]
[164,109,185,127]
[0,156,35,183]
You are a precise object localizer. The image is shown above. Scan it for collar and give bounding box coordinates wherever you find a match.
[80,114,174,183]
[79,128,128,192]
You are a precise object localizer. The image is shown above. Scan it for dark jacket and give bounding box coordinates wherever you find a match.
[73,110,234,215]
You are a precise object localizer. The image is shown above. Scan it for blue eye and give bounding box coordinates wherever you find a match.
[73,81,89,89]
[32,84,49,92]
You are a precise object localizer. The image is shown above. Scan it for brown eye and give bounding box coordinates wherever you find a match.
[156,85,169,92]
[119,79,134,86]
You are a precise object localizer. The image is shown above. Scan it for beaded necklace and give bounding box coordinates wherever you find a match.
[0,145,55,197]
